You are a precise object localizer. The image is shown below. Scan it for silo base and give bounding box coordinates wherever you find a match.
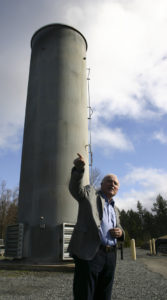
[5,223,74,263]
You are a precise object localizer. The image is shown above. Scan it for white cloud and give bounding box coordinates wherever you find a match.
[1,0,167,152]
[123,166,167,188]
[86,0,167,121]
[117,166,167,211]
[0,50,28,151]
[0,124,22,153]
[92,124,134,152]
[152,130,167,144]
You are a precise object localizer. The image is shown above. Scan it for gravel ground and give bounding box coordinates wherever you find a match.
[0,248,167,300]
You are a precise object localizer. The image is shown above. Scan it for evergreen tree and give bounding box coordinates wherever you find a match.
[152,194,167,237]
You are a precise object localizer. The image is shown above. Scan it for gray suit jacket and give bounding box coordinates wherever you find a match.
[68,167,124,260]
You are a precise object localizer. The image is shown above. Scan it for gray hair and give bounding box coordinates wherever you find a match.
[101,174,120,187]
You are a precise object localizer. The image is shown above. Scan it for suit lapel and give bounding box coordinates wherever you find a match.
[114,205,119,226]
[96,194,102,220]
[96,192,105,221]
[90,191,104,227]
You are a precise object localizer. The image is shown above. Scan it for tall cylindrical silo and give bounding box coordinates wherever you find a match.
[18,24,89,262]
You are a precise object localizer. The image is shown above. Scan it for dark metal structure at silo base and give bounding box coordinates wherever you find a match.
[5,24,89,263]
[5,222,76,262]
[23,223,67,261]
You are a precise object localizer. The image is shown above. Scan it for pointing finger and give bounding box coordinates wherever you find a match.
[77,153,83,160]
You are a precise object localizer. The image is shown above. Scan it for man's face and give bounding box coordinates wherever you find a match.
[101,174,119,198]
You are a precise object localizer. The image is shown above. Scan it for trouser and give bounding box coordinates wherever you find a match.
[73,246,117,300]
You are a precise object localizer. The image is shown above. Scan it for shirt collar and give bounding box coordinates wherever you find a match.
[100,191,115,207]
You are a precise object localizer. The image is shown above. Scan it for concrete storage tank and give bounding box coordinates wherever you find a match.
[18,24,89,262]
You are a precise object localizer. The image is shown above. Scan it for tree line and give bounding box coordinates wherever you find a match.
[120,195,167,247]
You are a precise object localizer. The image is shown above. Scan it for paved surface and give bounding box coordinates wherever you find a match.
[0,248,167,299]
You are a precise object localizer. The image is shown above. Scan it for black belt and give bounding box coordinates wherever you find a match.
[100,244,116,253]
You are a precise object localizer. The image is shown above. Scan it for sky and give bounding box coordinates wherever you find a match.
[1,0,167,211]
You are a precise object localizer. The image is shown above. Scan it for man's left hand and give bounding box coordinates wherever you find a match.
[110,227,122,238]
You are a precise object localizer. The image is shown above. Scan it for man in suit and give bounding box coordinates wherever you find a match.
[68,153,124,300]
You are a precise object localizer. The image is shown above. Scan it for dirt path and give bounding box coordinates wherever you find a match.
[140,256,167,279]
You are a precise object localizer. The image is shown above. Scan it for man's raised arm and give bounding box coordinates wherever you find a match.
[69,153,86,201]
